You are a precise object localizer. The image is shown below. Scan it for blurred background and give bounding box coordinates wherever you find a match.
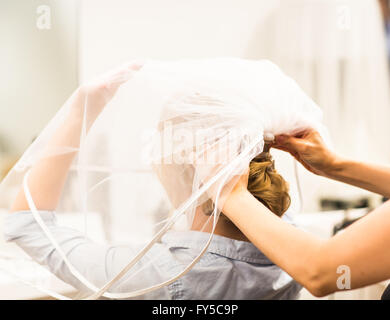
[0,0,390,299]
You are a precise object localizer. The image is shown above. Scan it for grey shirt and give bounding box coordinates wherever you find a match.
[3,211,301,299]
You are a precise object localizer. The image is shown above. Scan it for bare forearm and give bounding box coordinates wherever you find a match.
[326,157,390,198]
[11,92,86,212]
[224,189,390,297]
[223,191,327,294]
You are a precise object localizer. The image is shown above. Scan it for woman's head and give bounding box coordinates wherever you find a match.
[201,151,291,218]
[154,91,291,221]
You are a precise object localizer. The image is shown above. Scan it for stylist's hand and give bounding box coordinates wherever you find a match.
[220,167,251,213]
[273,130,339,177]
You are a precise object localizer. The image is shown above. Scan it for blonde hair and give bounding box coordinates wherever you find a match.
[202,153,291,218]
[248,156,291,217]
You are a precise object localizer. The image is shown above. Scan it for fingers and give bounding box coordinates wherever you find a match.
[98,60,145,89]
[126,60,145,72]
[273,143,302,162]
[274,134,307,153]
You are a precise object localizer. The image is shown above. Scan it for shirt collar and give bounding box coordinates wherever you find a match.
[161,230,273,264]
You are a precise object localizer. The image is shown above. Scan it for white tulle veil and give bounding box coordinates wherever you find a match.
[0,58,328,299]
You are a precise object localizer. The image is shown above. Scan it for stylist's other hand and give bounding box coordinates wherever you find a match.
[70,61,144,126]
[221,167,250,214]
[273,130,339,177]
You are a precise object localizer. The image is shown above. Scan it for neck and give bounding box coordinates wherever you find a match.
[190,208,250,242]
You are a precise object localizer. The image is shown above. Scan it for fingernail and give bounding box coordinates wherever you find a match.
[276,135,287,143]
[131,60,145,71]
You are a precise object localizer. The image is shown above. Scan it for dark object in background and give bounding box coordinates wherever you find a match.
[381,284,390,300]
[320,198,370,211]
[320,197,371,235]
[332,216,362,235]
[379,0,390,60]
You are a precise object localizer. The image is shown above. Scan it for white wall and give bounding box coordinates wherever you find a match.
[79,0,280,80]
[0,0,78,156]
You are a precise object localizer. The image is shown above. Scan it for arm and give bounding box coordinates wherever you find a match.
[221,129,390,296]
[274,130,390,198]
[223,184,390,297]
[3,211,168,297]
[11,62,142,212]
[326,158,390,199]
[11,90,88,212]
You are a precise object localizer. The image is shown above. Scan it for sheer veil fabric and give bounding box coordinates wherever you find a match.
[0,58,328,299]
